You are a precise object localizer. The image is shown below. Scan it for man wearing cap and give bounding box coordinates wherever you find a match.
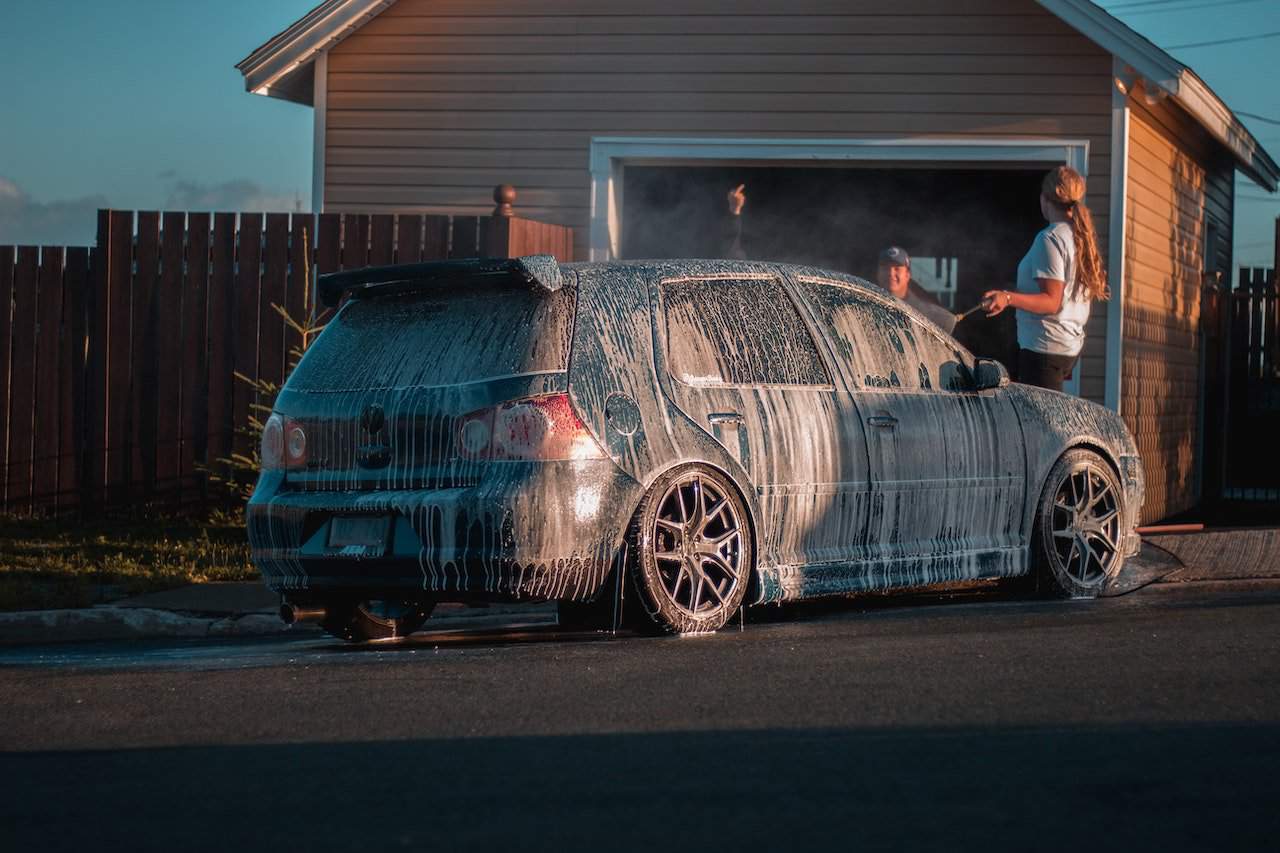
[877,246,957,335]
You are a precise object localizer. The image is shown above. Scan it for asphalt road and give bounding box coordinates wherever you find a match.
[2,580,1278,852]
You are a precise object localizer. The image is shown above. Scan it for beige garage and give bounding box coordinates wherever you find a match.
[238,0,1278,521]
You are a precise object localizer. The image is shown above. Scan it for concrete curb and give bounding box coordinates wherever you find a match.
[0,607,294,646]
[0,601,561,647]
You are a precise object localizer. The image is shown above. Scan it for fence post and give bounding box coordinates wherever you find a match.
[1273,215,1279,290]
[484,184,515,257]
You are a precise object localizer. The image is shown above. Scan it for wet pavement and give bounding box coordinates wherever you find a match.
[2,579,1277,852]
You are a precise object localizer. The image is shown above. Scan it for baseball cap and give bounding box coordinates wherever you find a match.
[878,246,911,267]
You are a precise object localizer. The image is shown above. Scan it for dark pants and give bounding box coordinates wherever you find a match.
[1017,348,1078,392]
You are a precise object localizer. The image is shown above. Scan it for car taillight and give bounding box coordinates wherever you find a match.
[261,414,284,470]
[457,393,605,461]
[261,413,308,471]
[285,421,308,468]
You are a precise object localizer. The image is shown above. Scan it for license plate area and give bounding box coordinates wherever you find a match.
[327,515,391,556]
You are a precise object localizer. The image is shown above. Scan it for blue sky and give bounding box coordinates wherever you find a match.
[0,0,1277,266]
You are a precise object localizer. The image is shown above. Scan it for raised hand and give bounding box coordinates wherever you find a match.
[727,184,746,216]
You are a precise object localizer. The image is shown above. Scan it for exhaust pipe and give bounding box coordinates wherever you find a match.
[280,602,327,626]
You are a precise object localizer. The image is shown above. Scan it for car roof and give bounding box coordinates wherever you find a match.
[564,258,945,332]
[565,258,877,292]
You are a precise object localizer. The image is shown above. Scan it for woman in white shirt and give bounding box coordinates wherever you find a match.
[983,166,1109,391]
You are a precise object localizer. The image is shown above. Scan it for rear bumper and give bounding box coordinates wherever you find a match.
[247,460,642,603]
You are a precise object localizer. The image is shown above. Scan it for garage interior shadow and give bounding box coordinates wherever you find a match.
[622,163,1048,372]
[5,723,1277,851]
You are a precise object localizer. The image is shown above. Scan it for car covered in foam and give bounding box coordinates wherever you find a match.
[247,255,1143,639]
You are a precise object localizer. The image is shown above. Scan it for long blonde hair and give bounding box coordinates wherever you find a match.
[1042,166,1108,301]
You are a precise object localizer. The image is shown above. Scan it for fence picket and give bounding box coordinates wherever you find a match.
[399,215,424,263]
[60,247,89,510]
[451,216,479,258]
[131,212,160,500]
[232,213,263,466]
[287,215,312,372]
[316,214,341,275]
[421,216,447,261]
[1249,271,1265,381]
[370,214,394,266]
[8,247,39,512]
[83,235,108,510]
[155,212,186,492]
[259,213,290,391]
[182,213,211,498]
[0,246,14,508]
[34,247,64,507]
[205,213,236,478]
[347,214,370,269]
[104,210,133,503]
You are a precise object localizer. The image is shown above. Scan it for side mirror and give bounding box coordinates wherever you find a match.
[974,358,1009,391]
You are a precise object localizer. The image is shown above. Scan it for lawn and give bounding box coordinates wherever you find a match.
[0,508,255,611]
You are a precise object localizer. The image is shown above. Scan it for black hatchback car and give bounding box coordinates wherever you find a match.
[248,255,1144,639]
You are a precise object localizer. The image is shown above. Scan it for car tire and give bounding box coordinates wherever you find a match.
[1033,449,1126,598]
[322,599,435,642]
[630,464,753,634]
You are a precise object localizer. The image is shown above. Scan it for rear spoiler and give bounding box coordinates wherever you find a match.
[317,254,563,308]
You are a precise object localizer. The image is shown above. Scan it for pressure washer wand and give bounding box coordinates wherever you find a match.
[953,297,994,324]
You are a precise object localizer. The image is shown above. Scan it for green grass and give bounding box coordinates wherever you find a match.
[0,507,256,611]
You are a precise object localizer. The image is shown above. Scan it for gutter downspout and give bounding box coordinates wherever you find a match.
[312,50,328,214]
[1105,58,1130,413]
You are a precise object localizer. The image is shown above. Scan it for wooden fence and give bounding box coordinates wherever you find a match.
[0,200,573,515]
[1225,266,1280,500]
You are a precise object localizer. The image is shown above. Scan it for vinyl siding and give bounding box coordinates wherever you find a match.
[1122,94,1233,522]
[323,0,1114,401]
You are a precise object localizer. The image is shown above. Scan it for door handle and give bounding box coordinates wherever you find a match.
[867,415,898,429]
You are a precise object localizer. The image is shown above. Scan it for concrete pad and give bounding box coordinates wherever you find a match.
[1102,539,1183,596]
[1146,528,1280,582]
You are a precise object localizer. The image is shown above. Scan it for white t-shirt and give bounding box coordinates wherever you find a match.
[1015,221,1090,356]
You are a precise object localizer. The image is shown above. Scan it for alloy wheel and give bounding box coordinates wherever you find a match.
[650,472,745,619]
[1049,462,1122,586]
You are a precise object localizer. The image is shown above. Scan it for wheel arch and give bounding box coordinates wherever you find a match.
[1027,439,1126,530]
[1064,440,1124,483]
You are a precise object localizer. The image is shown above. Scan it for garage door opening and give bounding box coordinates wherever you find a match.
[620,164,1049,368]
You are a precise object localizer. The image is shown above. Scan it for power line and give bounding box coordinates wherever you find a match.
[1108,0,1211,9]
[1165,30,1280,49]
[1114,0,1265,14]
[1239,111,1280,127]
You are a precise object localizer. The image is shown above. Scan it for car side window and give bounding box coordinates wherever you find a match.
[800,279,975,393]
[660,277,830,387]
[915,328,976,392]
[800,280,921,390]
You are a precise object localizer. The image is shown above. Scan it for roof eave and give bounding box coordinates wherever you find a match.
[1175,72,1280,192]
[236,0,396,106]
[1036,0,1182,89]
[1037,0,1278,192]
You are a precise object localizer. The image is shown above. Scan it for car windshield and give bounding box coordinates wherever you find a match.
[287,283,576,391]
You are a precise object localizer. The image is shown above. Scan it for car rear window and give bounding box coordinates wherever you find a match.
[288,284,576,391]
[660,276,829,387]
